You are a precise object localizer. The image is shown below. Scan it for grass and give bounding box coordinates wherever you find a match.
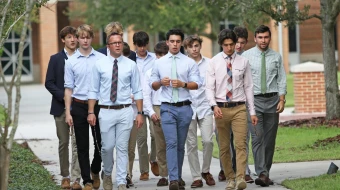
[285,72,340,107]
[198,126,340,164]
[282,172,340,190]
[7,142,60,190]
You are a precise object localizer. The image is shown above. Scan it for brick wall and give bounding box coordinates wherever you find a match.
[293,72,326,113]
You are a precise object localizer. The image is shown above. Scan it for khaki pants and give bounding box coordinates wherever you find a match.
[54,111,81,181]
[215,104,247,180]
[152,105,168,177]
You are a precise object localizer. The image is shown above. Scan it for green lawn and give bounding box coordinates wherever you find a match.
[8,142,60,190]
[285,72,340,107]
[198,126,340,164]
[282,172,340,190]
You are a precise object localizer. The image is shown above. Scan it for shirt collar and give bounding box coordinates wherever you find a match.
[108,54,123,63]
[64,48,76,57]
[222,51,236,60]
[236,50,244,55]
[167,51,183,59]
[136,51,152,59]
[255,45,270,55]
[75,48,96,58]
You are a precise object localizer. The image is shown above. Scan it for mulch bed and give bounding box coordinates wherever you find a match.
[279,117,340,127]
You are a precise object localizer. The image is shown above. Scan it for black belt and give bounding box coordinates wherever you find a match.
[162,100,191,107]
[73,98,98,105]
[100,104,131,110]
[254,92,278,98]
[217,102,245,108]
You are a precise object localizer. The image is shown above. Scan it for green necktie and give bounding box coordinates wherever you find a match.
[172,56,179,103]
[261,52,267,94]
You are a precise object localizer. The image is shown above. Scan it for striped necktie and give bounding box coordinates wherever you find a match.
[110,59,118,102]
[226,56,232,102]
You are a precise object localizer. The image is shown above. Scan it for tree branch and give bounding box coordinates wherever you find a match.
[0,12,26,49]
[0,60,9,94]
[330,0,340,21]
[0,0,12,39]
[305,13,322,20]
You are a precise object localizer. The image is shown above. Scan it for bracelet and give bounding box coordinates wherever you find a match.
[88,112,94,115]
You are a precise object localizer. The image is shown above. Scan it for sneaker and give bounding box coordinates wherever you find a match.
[190,180,203,188]
[61,178,71,189]
[245,175,254,183]
[201,172,215,186]
[157,177,169,186]
[83,183,93,190]
[103,175,113,190]
[91,172,101,189]
[71,180,82,190]
[236,178,247,190]
[118,184,127,190]
[226,180,235,190]
[126,174,134,188]
[169,180,179,190]
[218,170,226,182]
[140,172,149,181]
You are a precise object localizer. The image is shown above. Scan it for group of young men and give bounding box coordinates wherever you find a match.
[45,21,286,190]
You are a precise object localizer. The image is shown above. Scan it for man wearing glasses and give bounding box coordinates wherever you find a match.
[87,32,143,190]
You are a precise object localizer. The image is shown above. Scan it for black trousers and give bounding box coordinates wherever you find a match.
[71,101,102,185]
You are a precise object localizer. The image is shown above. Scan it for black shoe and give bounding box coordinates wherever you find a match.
[157,177,169,186]
[126,175,134,188]
[169,180,179,190]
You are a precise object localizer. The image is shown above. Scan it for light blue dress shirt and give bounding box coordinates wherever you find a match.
[149,52,202,103]
[88,55,142,105]
[190,56,213,119]
[64,48,105,100]
[242,46,287,96]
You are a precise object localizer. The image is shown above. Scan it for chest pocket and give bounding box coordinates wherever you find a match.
[234,68,245,81]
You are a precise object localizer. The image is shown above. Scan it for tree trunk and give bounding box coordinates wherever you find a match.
[210,19,221,56]
[0,145,10,190]
[320,0,340,119]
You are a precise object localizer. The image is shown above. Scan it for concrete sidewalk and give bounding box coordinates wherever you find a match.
[0,84,336,190]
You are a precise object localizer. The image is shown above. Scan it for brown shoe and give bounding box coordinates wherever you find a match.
[268,178,274,185]
[255,173,269,187]
[169,180,179,190]
[139,172,149,181]
[150,161,160,176]
[245,175,254,183]
[71,180,82,190]
[61,178,71,189]
[179,178,185,190]
[91,172,100,189]
[83,183,93,190]
[201,172,215,186]
[218,170,226,181]
[157,177,169,186]
[190,180,203,188]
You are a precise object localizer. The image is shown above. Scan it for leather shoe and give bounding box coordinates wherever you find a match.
[190,180,203,188]
[218,170,226,181]
[245,175,254,183]
[71,180,82,190]
[201,172,215,186]
[61,178,70,189]
[169,180,179,190]
[126,174,134,188]
[255,173,269,187]
[268,178,274,185]
[179,178,185,190]
[139,172,149,181]
[157,177,168,186]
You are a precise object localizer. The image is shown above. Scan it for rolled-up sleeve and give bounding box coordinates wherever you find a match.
[205,60,217,106]
[88,62,100,100]
[277,55,287,96]
[188,62,202,88]
[64,60,74,89]
[244,60,256,115]
[143,70,155,117]
[131,63,143,100]
[149,63,160,88]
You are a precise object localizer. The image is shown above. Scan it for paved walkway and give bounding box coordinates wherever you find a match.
[0,84,338,190]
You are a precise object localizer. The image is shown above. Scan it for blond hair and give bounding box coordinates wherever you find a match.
[76,24,94,38]
[104,22,124,35]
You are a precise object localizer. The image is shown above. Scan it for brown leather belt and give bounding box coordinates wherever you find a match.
[100,104,131,110]
[73,98,98,104]
[217,102,245,108]
[254,92,277,98]
[162,100,191,107]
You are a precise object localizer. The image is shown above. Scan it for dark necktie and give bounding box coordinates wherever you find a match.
[110,59,118,102]
[261,52,267,94]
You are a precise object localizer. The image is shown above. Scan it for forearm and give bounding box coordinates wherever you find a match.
[152,81,161,91]
[88,99,96,113]
[279,95,285,102]
[186,82,198,90]
[64,88,73,114]
[135,99,143,112]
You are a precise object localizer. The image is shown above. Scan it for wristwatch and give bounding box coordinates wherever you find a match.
[137,111,144,115]
[183,82,187,88]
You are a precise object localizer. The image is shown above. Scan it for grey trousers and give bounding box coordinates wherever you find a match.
[248,95,279,177]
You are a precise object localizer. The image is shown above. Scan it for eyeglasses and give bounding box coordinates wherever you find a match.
[108,42,122,46]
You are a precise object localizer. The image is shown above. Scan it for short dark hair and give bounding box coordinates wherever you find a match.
[255,25,271,37]
[133,31,149,46]
[165,29,184,41]
[59,26,76,39]
[123,42,131,57]
[233,26,248,41]
[218,29,237,45]
[154,41,169,56]
[183,35,203,49]
[106,32,122,44]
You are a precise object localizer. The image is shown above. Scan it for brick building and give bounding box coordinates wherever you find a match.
[0,0,339,84]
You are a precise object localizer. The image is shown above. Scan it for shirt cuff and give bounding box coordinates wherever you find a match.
[133,92,143,100]
[88,92,98,100]
[148,110,156,118]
